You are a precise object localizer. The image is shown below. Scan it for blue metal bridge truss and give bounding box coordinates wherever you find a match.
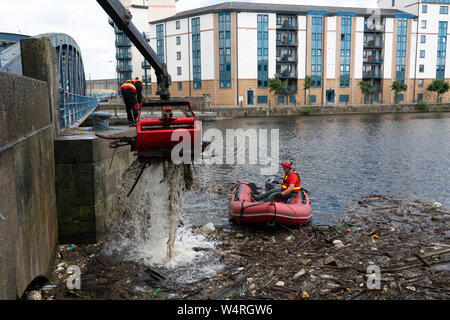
[0,33,98,128]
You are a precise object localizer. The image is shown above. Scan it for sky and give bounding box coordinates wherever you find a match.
[0,0,379,80]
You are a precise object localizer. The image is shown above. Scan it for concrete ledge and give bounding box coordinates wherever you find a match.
[55,128,135,244]
[211,103,450,119]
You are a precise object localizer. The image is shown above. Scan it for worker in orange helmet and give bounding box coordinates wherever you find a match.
[120,80,139,126]
[255,161,302,203]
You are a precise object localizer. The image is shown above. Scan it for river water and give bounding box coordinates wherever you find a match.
[183,112,450,227]
[107,112,449,284]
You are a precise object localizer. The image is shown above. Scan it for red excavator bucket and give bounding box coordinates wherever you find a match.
[136,100,201,161]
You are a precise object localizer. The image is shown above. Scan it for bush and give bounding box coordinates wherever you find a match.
[417,101,430,112]
[302,107,313,115]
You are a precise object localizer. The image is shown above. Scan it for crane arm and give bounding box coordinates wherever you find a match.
[96,0,171,100]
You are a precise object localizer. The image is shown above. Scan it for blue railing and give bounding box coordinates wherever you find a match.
[59,88,98,128]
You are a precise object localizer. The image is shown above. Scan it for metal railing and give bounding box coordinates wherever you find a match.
[276,39,298,46]
[116,52,132,59]
[276,54,297,63]
[364,25,385,33]
[278,70,297,78]
[364,40,384,48]
[363,56,384,64]
[59,88,98,128]
[117,65,132,72]
[115,38,132,47]
[285,85,298,93]
[277,22,297,30]
[362,71,383,78]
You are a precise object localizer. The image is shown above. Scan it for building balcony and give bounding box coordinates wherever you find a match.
[364,40,384,49]
[116,53,132,60]
[277,21,297,30]
[363,56,384,64]
[285,85,298,94]
[276,39,298,47]
[142,61,151,69]
[362,71,383,79]
[277,70,297,79]
[117,66,132,73]
[276,55,297,63]
[364,25,385,33]
[115,39,131,47]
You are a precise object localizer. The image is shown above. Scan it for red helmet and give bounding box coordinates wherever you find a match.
[282,161,293,169]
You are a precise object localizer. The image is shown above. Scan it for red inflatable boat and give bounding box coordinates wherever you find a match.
[228,182,313,226]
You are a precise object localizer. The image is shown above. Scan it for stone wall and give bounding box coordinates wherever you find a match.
[0,70,58,299]
[55,132,134,244]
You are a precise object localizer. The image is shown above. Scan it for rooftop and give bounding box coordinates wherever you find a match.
[150,1,413,24]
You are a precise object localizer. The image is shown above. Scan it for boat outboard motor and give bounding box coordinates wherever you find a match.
[265,177,277,192]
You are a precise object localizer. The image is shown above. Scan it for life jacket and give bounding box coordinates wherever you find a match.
[281,170,301,193]
[120,82,137,94]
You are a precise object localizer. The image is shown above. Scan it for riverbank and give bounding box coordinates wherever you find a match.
[27,195,449,300]
[211,103,450,120]
[95,101,450,123]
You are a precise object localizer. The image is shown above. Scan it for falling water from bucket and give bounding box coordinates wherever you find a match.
[104,160,220,280]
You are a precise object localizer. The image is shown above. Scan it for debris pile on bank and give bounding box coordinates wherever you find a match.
[39,195,449,300]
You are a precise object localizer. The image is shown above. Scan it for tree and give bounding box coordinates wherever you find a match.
[391,80,407,105]
[359,81,373,104]
[269,75,286,105]
[304,75,313,105]
[427,79,450,103]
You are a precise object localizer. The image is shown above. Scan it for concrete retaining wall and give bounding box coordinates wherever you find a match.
[55,132,134,244]
[0,70,58,299]
[211,103,450,119]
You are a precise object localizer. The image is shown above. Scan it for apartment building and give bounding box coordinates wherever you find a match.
[379,0,450,103]
[124,1,450,106]
[112,0,175,93]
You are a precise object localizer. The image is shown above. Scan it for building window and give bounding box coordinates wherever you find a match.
[437,21,448,79]
[176,36,180,45]
[418,79,424,87]
[176,20,180,29]
[421,35,426,43]
[339,95,350,103]
[421,20,427,29]
[257,14,269,88]
[311,15,323,88]
[418,93,423,101]
[340,16,352,88]
[420,50,425,58]
[392,0,395,7]
[257,96,268,104]
[310,95,317,103]
[177,67,182,75]
[419,64,424,73]
[156,24,164,62]
[177,52,181,60]
[422,5,427,13]
[178,82,182,90]
[440,6,449,14]
[218,12,231,88]
[192,17,202,89]
[396,18,408,82]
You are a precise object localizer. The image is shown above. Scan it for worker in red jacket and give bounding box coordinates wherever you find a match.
[256,161,301,203]
[120,81,139,126]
